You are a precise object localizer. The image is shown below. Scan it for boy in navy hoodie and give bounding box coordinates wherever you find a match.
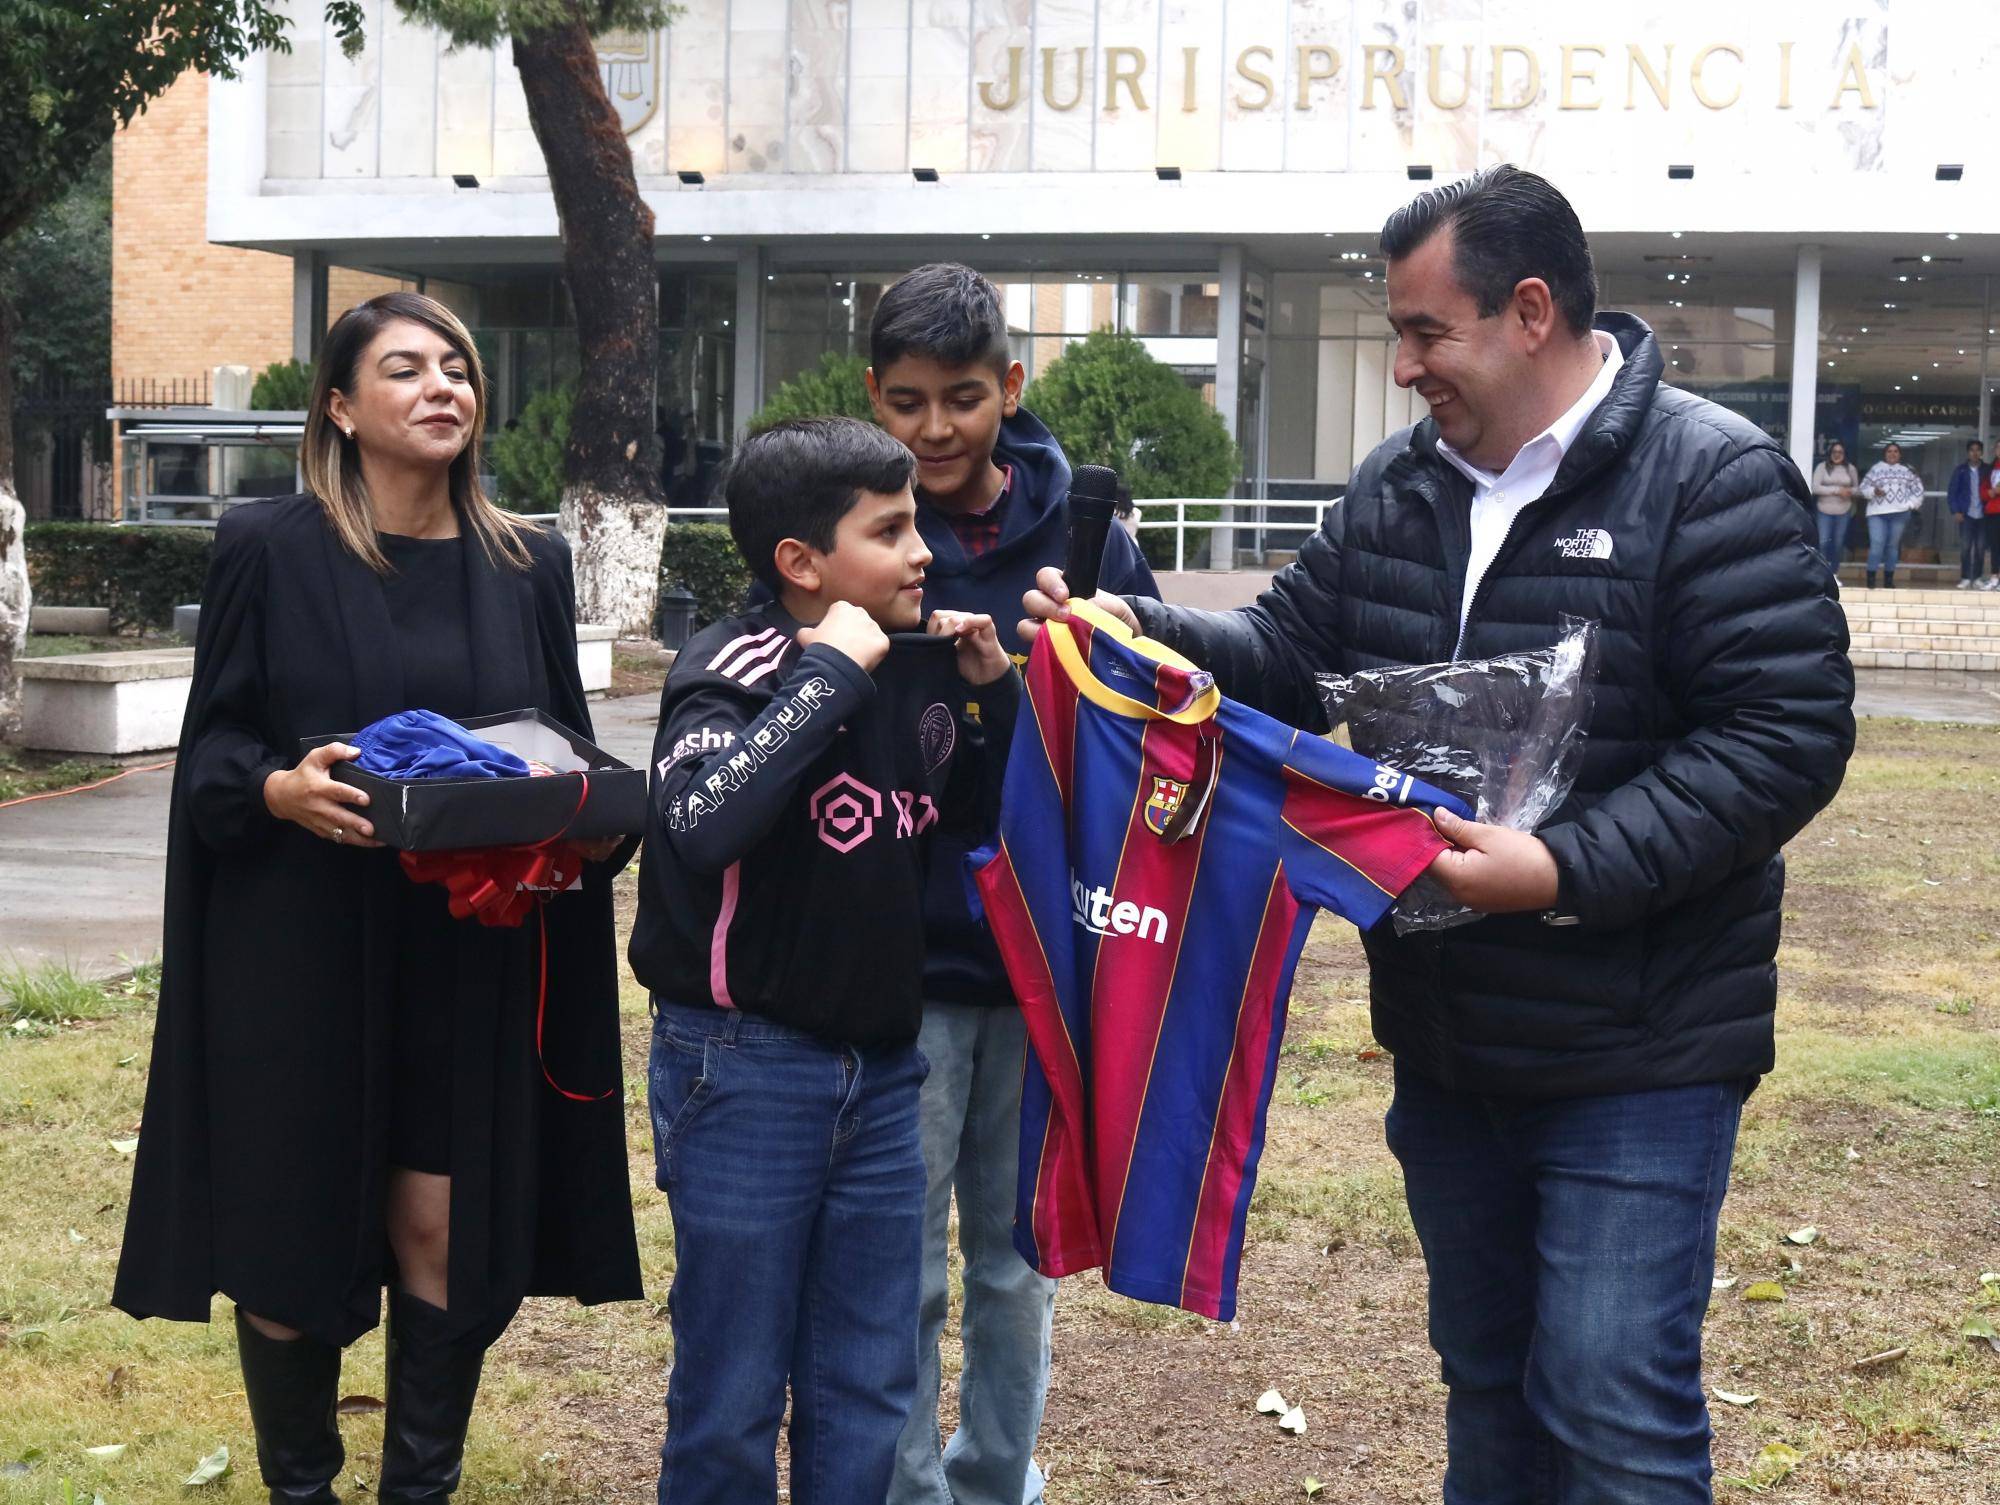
[631,418,1019,1505]
[866,264,1159,1505]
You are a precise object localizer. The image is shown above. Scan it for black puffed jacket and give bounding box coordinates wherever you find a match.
[1129,314,1855,1098]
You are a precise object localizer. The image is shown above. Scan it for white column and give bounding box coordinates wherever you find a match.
[1787,244,1822,479]
[732,246,764,438]
[1213,246,1244,570]
[292,252,326,363]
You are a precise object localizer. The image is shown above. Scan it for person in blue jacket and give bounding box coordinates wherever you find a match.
[1947,439,1991,589]
[864,263,1158,1505]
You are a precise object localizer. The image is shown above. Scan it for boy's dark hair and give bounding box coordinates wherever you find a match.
[1379,164,1598,339]
[723,417,917,594]
[869,263,1013,375]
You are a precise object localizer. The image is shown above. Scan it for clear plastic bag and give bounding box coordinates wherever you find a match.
[1315,618,1600,934]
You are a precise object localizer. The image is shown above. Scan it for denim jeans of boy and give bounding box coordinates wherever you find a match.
[1866,511,1910,578]
[1814,511,1848,566]
[1961,514,1990,580]
[1385,1064,1748,1505]
[650,1000,927,1505]
[890,1002,1057,1505]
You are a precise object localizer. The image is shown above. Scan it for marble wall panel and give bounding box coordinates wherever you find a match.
[378,6,438,176]
[1285,0,1350,172]
[907,3,971,173]
[789,0,851,174]
[320,0,381,178]
[1091,0,1160,171]
[1219,0,1286,172]
[1029,0,1097,171]
[491,55,546,176]
[729,5,791,172]
[1346,0,1416,173]
[1153,0,1224,173]
[667,7,730,177]
[970,0,1033,172]
[433,43,495,181]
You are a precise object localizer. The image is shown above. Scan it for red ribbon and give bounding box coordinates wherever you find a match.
[396,775,614,1103]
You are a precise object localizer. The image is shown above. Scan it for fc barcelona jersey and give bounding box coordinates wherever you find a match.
[971,601,1471,1321]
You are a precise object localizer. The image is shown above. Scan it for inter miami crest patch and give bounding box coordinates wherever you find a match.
[919,703,956,775]
[1143,776,1188,836]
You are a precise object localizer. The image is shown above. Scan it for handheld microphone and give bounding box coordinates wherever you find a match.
[1063,464,1121,603]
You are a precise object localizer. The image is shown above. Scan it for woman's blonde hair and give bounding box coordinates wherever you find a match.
[300,291,535,573]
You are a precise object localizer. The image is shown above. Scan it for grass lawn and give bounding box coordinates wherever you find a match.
[1,718,1995,1502]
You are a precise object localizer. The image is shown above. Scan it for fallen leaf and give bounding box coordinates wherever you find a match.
[108,1139,137,1156]
[1712,1388,1760,1407]
[83,1445,126,1460]
[336,1395,385,1416]
[1355,1048,1383,1062]
[1302,1480,1323,1498]
[1712,1275,1738,1291]
[184,1444,231,1487]
[1964,1314,2000,1354]
[1784,1226,1819,1247]
[1851,1346,1907,1371]
[1979,1272,1999,1287]
[106,1366,132,1398]
[1843,1146,1861,1162]
[67,1228,87,1244]
[1255,1388,1288,1415]
[1279,1406,1308,1435]
[1741,1281,1786,1303]
[115,1054,138,1068]
[1747,1443,1802,1489]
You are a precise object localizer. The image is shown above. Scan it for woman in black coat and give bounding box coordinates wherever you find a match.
[112,292,642,1503]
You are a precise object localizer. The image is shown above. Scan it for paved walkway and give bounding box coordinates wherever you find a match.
[0,678,1990,978]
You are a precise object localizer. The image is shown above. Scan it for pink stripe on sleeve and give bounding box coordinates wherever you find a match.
[709,861,741,1008]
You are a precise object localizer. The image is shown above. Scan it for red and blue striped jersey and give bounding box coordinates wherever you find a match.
[972,602,1471,1321]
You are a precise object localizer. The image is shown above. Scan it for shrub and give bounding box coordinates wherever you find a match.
[249,358,314,411]
[659,522,751,629]
[25,522,213,631]
[749,351,874,435]
[489,385,572,513]
[1026,329,1241,569]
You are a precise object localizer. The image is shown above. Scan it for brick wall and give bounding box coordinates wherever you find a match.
[111,72,294,389]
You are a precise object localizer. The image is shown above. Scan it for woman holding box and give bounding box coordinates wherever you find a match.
[113,292,641,1504]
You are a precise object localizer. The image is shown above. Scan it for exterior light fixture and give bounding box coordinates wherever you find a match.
[700,234,712,242]
[451,173,480,188]
[677,170,705,185]
[912,167,940,183]
[1671,230,1683,239]
[1936,164,1963,181]
[1667,164,1694,180]
[1155,165,1182,180]
[1407,164,1434,180]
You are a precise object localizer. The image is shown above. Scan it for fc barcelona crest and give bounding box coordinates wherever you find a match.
[1144,776,1188,837]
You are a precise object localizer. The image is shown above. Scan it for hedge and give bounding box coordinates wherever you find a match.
[25,523,214,631]
[659,522,751,629]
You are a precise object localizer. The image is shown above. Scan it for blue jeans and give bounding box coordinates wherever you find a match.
[1961,514,1991,580]
[890,1003,1056,1505]
[1814,511,1849,565]
[650,1000,928,1505]
[1385,1065,1748,1505]
[1866,511,1910,578]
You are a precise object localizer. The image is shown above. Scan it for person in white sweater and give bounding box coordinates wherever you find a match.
[1856,442,1925,588]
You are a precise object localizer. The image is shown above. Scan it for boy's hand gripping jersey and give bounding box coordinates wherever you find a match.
[971,601,1472,1321]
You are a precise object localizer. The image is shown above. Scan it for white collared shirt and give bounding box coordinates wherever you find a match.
[1437,330,1624,631]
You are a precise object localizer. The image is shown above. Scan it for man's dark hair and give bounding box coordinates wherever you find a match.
[1970,440,1984,453]
[724,417,917,594]
[869,263,1013,374]
[1379,164,1598,338]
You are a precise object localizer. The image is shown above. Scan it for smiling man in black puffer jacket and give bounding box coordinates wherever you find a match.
[1023,167,1853,1504]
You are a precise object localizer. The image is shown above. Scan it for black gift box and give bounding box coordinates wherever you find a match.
[302,708,647,852]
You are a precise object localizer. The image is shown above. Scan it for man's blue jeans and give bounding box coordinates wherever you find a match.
[649,1000,928,1505]
[890,1002,1057,1505]
[1386,1065,1748,1505]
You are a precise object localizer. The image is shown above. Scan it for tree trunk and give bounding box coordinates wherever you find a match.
[512,9,667,639]
[0,288,31,741]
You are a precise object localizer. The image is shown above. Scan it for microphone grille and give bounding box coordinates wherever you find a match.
[1070,464,1120,501]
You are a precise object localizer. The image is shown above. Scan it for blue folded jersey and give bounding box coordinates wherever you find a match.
[352,709,529,780]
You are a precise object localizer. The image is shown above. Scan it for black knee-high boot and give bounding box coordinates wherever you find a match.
[234,1308,344,1505]
[378,1289,487,1503]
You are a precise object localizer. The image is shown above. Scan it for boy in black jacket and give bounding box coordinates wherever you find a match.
[865,265,1158,1505]
[629,417,1018,1505]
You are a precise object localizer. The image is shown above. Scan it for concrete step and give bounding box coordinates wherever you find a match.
[1848,635,2000,655]
[1839,586,2000,608]
[1849,648,2000,671]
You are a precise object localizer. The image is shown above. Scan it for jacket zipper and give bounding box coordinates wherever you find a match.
[1449,485,1576,661]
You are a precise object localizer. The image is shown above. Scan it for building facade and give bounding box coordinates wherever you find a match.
[113,0,2000,560]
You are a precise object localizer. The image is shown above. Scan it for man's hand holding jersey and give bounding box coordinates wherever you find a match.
[926,609,1013,686]
[1016,567,1560,917]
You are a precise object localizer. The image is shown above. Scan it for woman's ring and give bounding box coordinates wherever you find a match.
[331,825,345,843]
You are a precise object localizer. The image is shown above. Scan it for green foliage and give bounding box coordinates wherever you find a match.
[0,3,325,243]
[1,146,109,393]
[659,522,750,629]
[24,522,213,631]
[248,358,313,411]
[1,960,108,1026]
[1026,329,1240,501]
[389,0,678,51]
[748,351,875,435]
[488,384,572,513]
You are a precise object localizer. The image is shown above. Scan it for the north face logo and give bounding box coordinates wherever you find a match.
[1555,528,1614,561]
